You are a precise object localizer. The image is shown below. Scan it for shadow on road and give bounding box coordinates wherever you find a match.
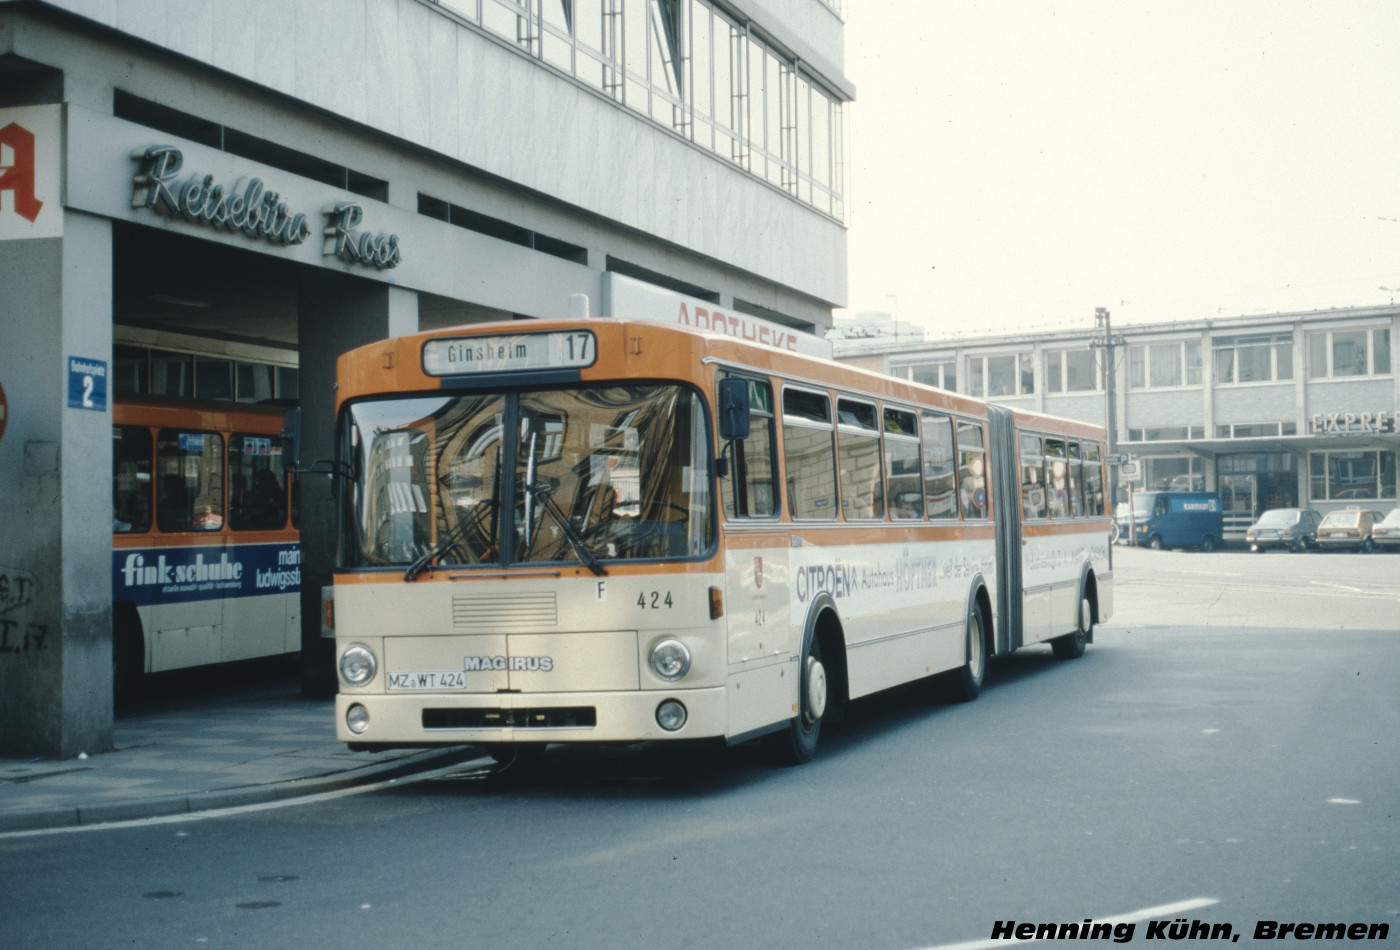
[401,642,1091,800]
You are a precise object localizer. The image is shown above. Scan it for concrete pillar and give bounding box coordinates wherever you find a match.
[0,212,114,757]
[295,273,417,695]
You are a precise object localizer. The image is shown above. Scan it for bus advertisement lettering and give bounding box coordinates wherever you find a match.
[113,542,301,607]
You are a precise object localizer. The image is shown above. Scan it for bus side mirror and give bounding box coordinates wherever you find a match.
[717,378,751,441]
[281,407,302,472]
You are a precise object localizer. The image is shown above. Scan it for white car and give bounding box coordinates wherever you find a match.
[1369,509,1400,551]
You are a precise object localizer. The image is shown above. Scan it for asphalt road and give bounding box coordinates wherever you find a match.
[1110,543,1399,630]
[3,550,1397,949]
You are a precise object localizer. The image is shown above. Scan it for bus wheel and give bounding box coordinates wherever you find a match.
[1148,535,1163,551]
[771,636,825,765]
[944,603,987,703]
[1052,596,1092,660]
[1199,535,1216,552]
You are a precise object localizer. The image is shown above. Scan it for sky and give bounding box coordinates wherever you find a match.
[839,1,1400,337]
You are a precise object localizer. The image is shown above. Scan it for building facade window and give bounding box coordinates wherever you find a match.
[1309,450,1398,501]
[1144,456,1204,492]
[894,358,956,393]
[114,345,298,403]
[1129,341,1202,389]
[1213,334,1293,384]
[1307,327,1392,378]
[968,353,1033,398]
[1044,347,1098,393]
[447,0,846,220]
[1125,426,1205,442]
[1213,422,1298,439]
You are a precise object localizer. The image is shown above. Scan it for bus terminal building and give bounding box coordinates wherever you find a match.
[0,0,852,757]
[835,305,1400,539]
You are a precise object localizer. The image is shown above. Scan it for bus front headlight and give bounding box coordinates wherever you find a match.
[649,639,691,680]
[340,644,377,686]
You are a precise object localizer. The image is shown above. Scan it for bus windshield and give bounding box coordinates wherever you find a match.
[341,384,714,572]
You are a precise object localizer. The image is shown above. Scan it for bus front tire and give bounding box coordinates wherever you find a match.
[1148,535,1163,551]
[770,636,826,765]
[943,603,987,703]
[1199,535,1216,552]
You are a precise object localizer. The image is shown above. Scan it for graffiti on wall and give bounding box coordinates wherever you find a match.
[0,565,48,654]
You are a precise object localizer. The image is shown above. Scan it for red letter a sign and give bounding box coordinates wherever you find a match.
[0,122,44,222]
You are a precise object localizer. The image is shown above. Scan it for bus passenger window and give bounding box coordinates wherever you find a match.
[1082,442,1105,516]
[957,420,989,519]
[1044,437,1069,519]
[920,411,957,519]
[230,433,288,530]
[1020,432,1047,520]
[156,429,224,532]
[782,388,837,520]
[719,376,777,519]
[883,407,922,520]
[836,398,883,520]
[1067,441,1083,517]
[113,425,153,533]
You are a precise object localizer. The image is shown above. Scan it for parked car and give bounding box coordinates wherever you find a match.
[1245,508,1322,552]
[1369,509,1400,551]
[1313,509,1385,552]
[1119,491,1225,551]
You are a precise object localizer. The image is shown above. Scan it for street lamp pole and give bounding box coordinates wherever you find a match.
[1090,307,1125,502]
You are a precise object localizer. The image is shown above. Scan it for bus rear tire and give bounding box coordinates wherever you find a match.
[1199,535,1216,552]
[1051,596,1092,660]
[770,636,825,765]
[943,603,987,703]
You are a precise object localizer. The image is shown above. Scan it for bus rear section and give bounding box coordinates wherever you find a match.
[111,397,300,690]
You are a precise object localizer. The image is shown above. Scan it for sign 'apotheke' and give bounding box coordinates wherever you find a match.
[0,106,62,240]
[130,145,400,269]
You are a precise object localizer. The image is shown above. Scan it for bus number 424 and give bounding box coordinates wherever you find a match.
[638,591,673,609]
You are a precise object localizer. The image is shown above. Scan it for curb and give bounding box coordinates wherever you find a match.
[0,746,488,834]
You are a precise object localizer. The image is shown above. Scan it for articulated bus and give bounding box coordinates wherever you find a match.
[112,397,301,693]
[319,319,1112,764]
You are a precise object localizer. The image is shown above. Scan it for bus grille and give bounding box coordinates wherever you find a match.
[422,707,596,730]
[452,591,557,630]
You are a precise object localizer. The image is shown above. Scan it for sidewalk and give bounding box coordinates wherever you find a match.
[0,675,486,833]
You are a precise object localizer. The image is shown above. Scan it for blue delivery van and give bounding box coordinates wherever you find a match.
[1120,491,1224,551]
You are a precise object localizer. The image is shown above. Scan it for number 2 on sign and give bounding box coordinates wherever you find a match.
[638,591,673,609]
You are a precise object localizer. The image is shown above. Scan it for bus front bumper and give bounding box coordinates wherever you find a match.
[335,687,729,746]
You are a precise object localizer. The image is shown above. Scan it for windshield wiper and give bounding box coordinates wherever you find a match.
[403,499,495,582]
[524,481,607,576]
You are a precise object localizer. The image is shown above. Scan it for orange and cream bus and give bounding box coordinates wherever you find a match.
[314,318,1112,764]
[112,397,300,694]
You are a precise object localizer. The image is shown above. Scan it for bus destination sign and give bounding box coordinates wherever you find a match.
[422,331,596,377]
